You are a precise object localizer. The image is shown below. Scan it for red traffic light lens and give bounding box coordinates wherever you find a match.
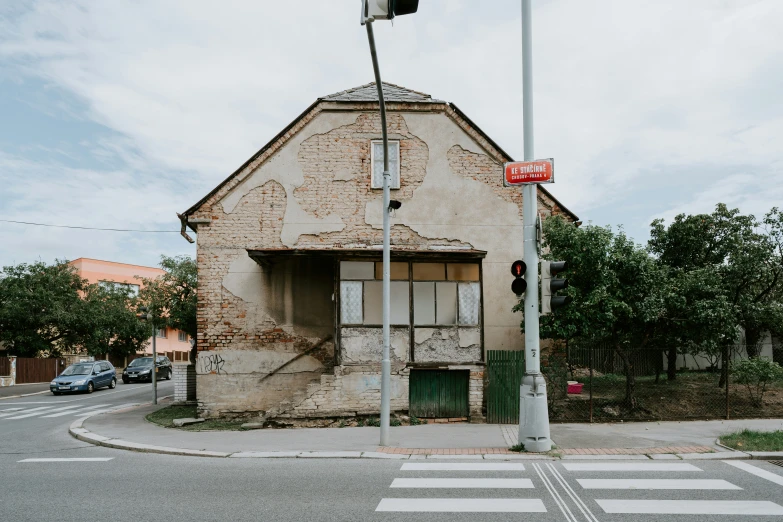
[511,260,527,277]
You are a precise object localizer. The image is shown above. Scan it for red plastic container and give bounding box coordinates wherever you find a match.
[567,383,583,394]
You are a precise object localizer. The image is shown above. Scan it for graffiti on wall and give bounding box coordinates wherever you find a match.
[199,353,227,375]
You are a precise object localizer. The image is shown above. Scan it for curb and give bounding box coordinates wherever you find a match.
[69,417,770,460]
[0,390,50,400]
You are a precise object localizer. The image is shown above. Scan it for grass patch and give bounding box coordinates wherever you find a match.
[509,443,525,452]
[145,404,246,431]
[720,429,783,451]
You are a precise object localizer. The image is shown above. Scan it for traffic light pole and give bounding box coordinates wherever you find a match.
[518,0,552,452]
[366,21,391,447]
[152,327,157,405]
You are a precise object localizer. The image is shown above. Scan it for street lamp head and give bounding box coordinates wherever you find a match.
[361,0,419,25]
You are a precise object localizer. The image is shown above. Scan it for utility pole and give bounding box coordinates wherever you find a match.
[152,325,157,405]
[365,21,391,446]
[361,0,419,447]
[518,0,552,453]
[136,306,158,405]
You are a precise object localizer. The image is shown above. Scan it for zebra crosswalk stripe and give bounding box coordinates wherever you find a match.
[0,404,113,420]
[376,498,547,513]
[577,478,742,490]
[5,406,59,419]
[596,499,783,515]
[390,478,534,489]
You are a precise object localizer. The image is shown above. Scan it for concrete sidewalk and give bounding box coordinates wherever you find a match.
[71,401,783,460]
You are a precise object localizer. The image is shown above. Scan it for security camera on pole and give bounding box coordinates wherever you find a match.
[501,0,554,453]
[360,0,419,447]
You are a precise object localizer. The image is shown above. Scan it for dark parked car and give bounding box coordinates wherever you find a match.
[122,356,172,384]
[50,361,116,394]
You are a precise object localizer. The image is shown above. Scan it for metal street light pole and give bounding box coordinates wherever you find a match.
[518,0,552,452]
[365,21,392,447]
[152,324,157,405]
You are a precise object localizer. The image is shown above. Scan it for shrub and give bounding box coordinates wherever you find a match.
[732,358,783,407]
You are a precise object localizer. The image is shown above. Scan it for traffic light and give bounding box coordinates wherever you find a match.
[136,306,151,321]
[361,0,419,24]
[541,261,571,315]
[511,259,527,296]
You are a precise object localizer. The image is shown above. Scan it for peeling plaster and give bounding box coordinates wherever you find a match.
[414,327,481,362]
[365,112,526,349]
[458,328,481,348]
[414,328,434,344]
[340,327,409,364]
[220,112,359,246]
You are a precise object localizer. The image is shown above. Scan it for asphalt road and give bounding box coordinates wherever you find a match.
[3,382,783,521]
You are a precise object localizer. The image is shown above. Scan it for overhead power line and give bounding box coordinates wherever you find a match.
[0,219,180,233]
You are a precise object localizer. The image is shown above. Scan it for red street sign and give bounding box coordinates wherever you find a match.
[503,159,554,186]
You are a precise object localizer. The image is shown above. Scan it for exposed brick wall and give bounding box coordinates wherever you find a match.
[189,101,576,421]
[448,144,572,221]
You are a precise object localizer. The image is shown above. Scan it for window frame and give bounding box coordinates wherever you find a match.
[337,260,482,328]
[338,261,409,327]
[155,327,167,339]
[411,262,481,328]
[98,280,140,297]
[370,139,400,190]
[178,331,188,343]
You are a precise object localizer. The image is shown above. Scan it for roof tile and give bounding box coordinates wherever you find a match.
[322,82,442,103]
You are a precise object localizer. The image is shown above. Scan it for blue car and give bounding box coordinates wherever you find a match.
[50,361,117,395]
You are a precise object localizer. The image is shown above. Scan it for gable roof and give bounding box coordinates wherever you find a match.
[182,82,578,222]
[322,82,444,103]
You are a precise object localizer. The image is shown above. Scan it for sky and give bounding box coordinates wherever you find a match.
[0,0,781,269]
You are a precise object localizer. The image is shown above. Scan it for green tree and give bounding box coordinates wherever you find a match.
[0,261,87,356]
[138,255,197,349]
[0,260,148,357]
[79,285,150,357]
[519,217,667,409]
[649,204,783,360]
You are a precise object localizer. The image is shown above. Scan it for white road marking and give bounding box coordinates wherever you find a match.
[375,498,547,512]
[596,499,783,515]
[0,408,25,416]
[547,463,600,522]
[18,458,114,463]
[401,462,526,471]
[578,478,741,490]
[390,478,534,488]
[5,407,59,419]
[0,408,24,412]
[563,462,702,472]
[38,404,110,418]
[723,460,783,486]
[31,405,84,417]
[533,463,577,522]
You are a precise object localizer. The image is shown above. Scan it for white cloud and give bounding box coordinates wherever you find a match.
[0,0,781,262]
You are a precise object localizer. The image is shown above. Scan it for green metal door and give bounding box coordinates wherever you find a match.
[409,369,469,418]
[486,350,525,424]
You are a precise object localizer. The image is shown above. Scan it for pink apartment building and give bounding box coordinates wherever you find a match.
[69,258,191,356]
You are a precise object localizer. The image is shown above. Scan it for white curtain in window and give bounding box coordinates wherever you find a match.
[458,282,480,325]
[340,281,363,324]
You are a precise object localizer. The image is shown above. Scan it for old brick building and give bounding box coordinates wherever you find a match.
[181,82,577,421]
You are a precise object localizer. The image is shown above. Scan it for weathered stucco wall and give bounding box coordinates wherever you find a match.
[191,102,573,419]
[340,327,409,365]
[413,327,481,362]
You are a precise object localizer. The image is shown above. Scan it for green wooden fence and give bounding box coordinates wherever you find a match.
[486,350,525,424]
